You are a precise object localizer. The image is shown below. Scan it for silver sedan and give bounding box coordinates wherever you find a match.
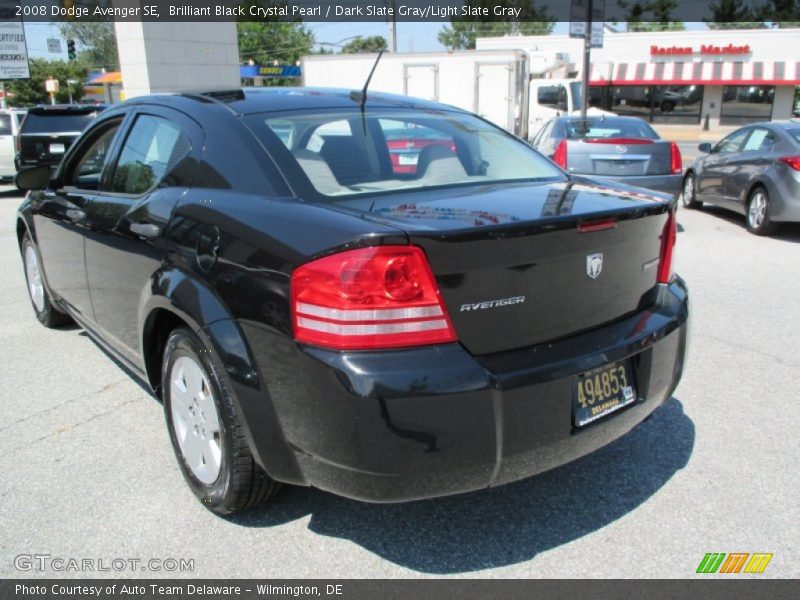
[681,121,800,235]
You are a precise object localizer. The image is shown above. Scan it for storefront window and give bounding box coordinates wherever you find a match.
[596,85,703,123]
[721,86,774,124]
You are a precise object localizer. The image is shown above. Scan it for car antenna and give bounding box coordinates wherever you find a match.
[350,50,384,134]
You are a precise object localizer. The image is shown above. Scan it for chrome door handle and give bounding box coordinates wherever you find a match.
[130,222,161,238]
[65,208,86,222]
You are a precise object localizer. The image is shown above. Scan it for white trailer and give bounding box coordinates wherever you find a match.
[302,50,531,139]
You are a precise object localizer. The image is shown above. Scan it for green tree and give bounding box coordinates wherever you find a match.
[58,22,119,71]
[759,0,800,26]
[617,0,686,31]
[707,0,766,28]
[341,36,388,54]
[5,59,89,106]
[437,1,553,50]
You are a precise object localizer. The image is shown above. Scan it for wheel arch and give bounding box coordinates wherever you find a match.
[138,267,305,485]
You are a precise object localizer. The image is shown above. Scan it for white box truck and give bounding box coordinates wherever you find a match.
[301,50,609,141]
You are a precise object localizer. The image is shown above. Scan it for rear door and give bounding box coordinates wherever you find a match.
[404,64,438,101]
[697,128,750,202]
[83,106,201,365]
[723,126,776,210]
[476,62,513,132]
[33,115,127,320]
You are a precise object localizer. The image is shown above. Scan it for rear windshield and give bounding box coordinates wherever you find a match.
[22,112,98,134]
[564,118,658,140]
[0,114,10,136]
[246,108,565,199]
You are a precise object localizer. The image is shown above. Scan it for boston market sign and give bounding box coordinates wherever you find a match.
[650,44,751,56]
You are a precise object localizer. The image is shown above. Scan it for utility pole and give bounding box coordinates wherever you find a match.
[580,0,593,119]
[388,0,397,52]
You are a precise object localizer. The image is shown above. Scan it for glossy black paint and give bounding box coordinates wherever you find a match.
[17,89,688,502]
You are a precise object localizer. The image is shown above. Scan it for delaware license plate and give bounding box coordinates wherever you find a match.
[573,361,636,427]
[49,143,65,154]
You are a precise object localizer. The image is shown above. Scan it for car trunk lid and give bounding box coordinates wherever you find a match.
[565,138,676,177]
[332,180,672,355]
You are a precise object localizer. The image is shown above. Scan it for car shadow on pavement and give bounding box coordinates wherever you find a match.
[231,397,694,574]
[694,205,800,242]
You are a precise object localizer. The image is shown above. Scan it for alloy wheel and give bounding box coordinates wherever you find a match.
[24,244,45,313]
[748,192,767,229]
[169,355,223,484]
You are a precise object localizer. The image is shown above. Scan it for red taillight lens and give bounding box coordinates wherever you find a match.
[657,210,677,284]
[552,139,567,168]
[778,156,800,171]
[670,141,683,175]
[291,246,457,350]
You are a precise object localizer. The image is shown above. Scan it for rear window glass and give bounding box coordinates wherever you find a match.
[22,112,98,134]
[247,108,564,199]
[564,118,658,140]
[0,114,10,135]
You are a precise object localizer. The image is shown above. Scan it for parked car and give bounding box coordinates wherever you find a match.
[0,108,27,183]
[15,88,688,515]
[682,121,800,235]
[532,115,683,196]
[14,104,106,176]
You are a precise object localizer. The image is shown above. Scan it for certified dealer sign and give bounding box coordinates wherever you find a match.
[0,1,31,80]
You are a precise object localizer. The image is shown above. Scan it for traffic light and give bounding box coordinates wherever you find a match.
[67,39,76,61]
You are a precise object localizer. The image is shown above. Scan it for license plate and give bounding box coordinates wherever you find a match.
[398,154,418,165]
[573,361,636,427]
[49,143,65,154]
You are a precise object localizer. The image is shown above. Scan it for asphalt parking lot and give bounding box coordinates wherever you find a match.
[1,183,798,579]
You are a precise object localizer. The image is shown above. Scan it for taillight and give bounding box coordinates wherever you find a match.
[291,245,457,350]
[657,210,677,284]
[552,139,567,168]
[778,156,800,170]
[670,141,683,175]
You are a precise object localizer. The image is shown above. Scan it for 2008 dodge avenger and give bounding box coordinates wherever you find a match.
[16,88,688,515]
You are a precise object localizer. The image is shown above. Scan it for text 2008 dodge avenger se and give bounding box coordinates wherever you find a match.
[16,88,688,515]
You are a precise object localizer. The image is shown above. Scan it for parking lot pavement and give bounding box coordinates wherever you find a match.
[2,186,798,579]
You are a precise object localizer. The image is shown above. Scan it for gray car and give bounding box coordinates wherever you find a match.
[531,115,684,196]
[682,121,800,235]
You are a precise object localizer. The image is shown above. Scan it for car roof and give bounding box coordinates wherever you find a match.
[123,87,468,116]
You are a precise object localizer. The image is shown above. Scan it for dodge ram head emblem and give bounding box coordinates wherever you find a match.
[586,253,603,279]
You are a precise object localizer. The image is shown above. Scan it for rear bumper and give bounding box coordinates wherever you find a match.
[594,173,683,197]
[248,278,689,503]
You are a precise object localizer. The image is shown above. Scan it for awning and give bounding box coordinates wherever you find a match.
[87,71,122,85]
[590,61,800,86]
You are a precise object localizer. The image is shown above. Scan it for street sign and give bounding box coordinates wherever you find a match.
[47,38,62,54]
[570,0,606,47]
[0,0,31,80]
[569,0,588,38]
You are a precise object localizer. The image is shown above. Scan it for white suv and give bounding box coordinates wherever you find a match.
[0,108,27,183]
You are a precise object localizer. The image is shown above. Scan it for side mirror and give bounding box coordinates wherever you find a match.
[15,165,51,191]
[698,142,712,154]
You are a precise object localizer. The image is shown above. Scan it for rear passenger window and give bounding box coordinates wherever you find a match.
[0,114,11,135]
[742,129,775,152]
[110,115,191,195]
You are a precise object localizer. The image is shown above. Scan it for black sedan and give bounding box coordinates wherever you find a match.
[16,89,688,514]
[532,115,684,196]
[681,121,800,235]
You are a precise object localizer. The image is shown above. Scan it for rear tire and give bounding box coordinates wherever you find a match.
[162,327,281,515]
[21,232,71,328]
[745,187,777,236]
[681,173,702,209]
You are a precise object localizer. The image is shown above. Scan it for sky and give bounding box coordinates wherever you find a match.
[23,20,710,63]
